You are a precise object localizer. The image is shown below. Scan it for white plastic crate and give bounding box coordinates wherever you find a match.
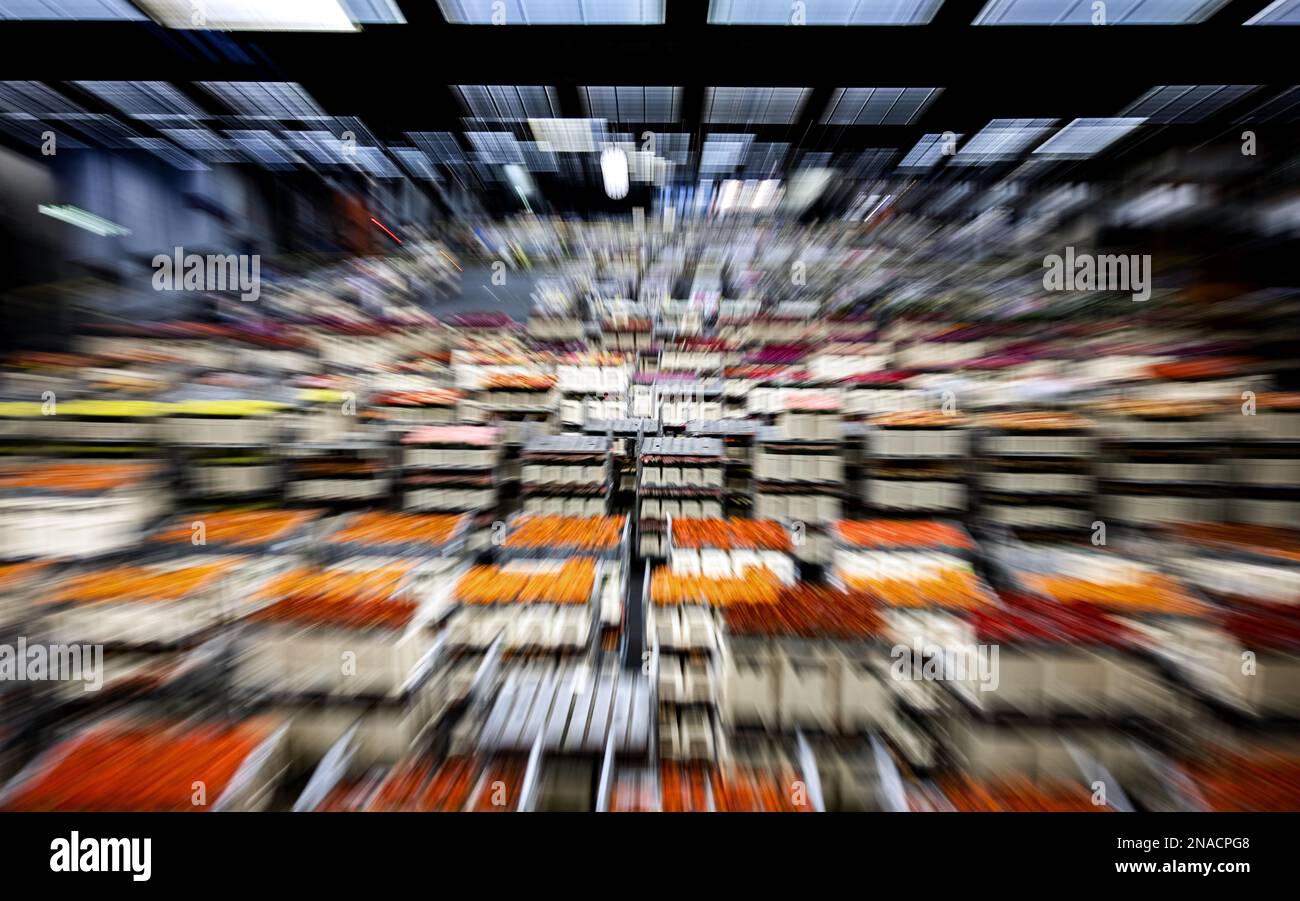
[1232,458,1300,486]
[653,604,718,653]
[721,647,781,728]
[984,434,1091,456]
[0,418,159,441]
[1102,418,1225,442]
[780,650,840,731]
[192,464,277,495]
[0,489,168,560]
[46,555,287,648]
[233,624,433,698]
[1230,497,1300,528]
[161,416,283,445]
[1106,494,1224,525]
[290,479,388,501]
[867,479,965,511]
[983,472,1089,493]
[839,655,896,733]
[870,429,966,457]
[987,505,1090,528]
[1235,411,1300,441]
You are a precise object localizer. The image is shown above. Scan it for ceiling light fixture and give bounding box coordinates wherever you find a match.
[38,204,131,236]
[601,146,630,200]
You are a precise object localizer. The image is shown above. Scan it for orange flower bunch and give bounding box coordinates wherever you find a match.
[364,759,436,811]
[363,756,487,812]
[1256,392,1300,411]
[47,560,242,605]
[456,559,596,605]
[723,582,883,639]
[0,461,156,493]
[1171,522,1300,563]
[1020,571,1205,615]
[836,519,974,550]
[842,569,992,609]
[154,509,319,547]
[328,512,467,547]
[1149,357,1253,380]
[975,411,1092,430]
[563,352,628,365]
[482,373,556,390]
[294,460,383,476]
[461,351,533,365]
[671,518,790,551]
[650,568,783,606]
[469,759,526,812]
[5,351,96,369]
[371,388,462,407]
[316,777,385,812]
[1,719,275,811]
[0,561,49,592]
[711,765,812,812]
[248,564,418,630]
[1093,399,1224,418]
[916,776,1110,812]
[870,411,968,427]
[1182,752,1300,812]
[658,763,711,812]
[99,350,181,366]
[503,515,625,552]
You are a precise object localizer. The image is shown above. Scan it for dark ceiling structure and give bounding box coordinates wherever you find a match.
[0,1,1296,214]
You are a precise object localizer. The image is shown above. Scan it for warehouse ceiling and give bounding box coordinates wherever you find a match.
[0,0,1296,200]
